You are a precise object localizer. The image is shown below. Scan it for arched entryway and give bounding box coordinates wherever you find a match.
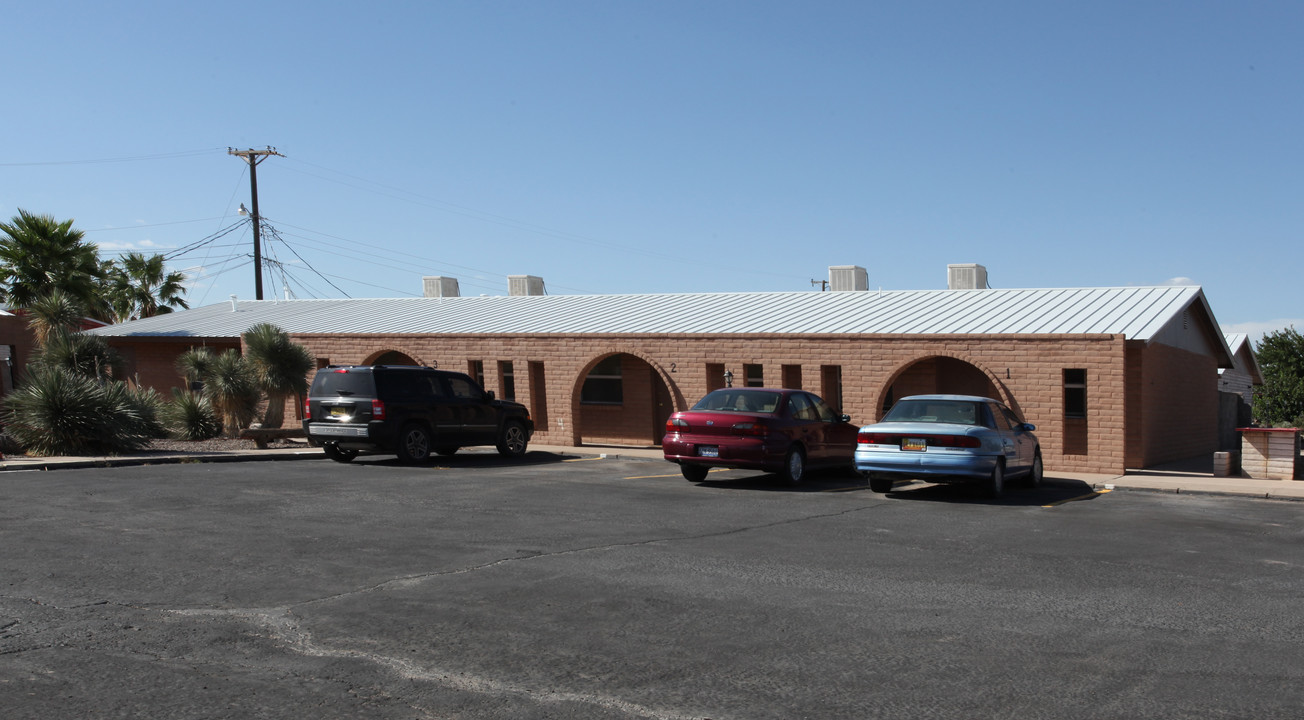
[369,350,420,365]
[573,352,675,447]
[879,355,1005,419]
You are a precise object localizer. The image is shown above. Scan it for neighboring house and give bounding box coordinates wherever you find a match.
[88,267,1236,475]
[1217,332,1262,450]
[1218,333,1261,403]
[0,311,112,397]
[0,310,35,396]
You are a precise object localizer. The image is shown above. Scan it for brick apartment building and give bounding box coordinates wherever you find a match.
[88,266,1235,474]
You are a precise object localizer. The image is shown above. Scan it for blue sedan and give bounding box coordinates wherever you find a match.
[855,394,1042,496]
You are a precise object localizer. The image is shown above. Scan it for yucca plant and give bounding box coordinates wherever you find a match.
[204,349,261,437]
[242,323,313,428]
[1,365,163,455]
[30,330,124,381]
[175,346,217,389]
[162,388,223,440]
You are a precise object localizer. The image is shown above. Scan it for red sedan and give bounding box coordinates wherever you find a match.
[662,388,859,484]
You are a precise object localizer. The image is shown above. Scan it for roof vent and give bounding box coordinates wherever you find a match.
[947,263,988,290]
[422,276,460,298]
[828,265,868,292]
[508,275,545,296]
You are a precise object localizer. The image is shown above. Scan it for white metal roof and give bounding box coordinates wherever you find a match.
[89,285,1220,345]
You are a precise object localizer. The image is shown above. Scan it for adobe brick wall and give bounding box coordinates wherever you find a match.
[110,339,242,392]
[282,331,1133,474]
[1127,341,1219,467]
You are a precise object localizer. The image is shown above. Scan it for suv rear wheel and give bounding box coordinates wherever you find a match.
[496,420,528,457]
[397,423,432,464]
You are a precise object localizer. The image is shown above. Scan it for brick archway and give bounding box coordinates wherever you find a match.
[875,353,1015,421]
[360,347,426,366]
[568,350,684,447]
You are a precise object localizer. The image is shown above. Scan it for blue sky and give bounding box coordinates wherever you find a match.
[3,1,1300,341]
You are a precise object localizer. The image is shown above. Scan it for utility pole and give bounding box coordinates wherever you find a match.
[228,146,284,300]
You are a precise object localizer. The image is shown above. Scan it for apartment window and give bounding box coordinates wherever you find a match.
[528,361,548,425]
[744,363,764,387]
[468,360,485,390]
[820,365,843,413]
[781,364,802,389]
[499,361,516,401]
[1064,369,1087,419]
[582,355,623,404]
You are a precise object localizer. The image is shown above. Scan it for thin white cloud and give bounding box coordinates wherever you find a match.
[1162,276,1196,286]
[98,238,165,252]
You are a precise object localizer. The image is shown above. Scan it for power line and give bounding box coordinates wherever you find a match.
[261,222,351,298]
[0,148,225,167]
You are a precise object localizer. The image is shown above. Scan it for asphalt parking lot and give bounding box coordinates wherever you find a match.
[3,452,1303,719]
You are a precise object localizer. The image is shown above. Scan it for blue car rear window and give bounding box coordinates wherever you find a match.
[883,400,987,426]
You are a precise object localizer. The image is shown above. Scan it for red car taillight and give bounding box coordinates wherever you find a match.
[731,421,768,437]
[666,417,690,433]
[929,434,981,448]
[859,431,980,448]
[371,398,386,420]
[304,397,311,418]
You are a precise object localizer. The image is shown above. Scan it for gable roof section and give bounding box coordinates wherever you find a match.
[1221,333,1263,383]
[90,284,1226,348]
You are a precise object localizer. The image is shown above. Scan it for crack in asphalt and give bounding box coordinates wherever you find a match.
[7,507,871,719]
[161,505,876,719]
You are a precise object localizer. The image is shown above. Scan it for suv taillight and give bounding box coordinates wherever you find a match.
[304,397,311,418]
[371,398,385,419]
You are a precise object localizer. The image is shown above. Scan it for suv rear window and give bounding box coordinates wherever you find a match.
[312,369,376,396]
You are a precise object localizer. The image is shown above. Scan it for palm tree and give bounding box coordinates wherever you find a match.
[101,252,189,323]
[242,323,313,428]
[0,209,103,311]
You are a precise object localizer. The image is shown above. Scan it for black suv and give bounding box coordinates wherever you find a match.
[303,365,534,464]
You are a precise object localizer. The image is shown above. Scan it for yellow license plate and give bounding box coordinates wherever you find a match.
[330,407,347,418]
[902,438,927,452]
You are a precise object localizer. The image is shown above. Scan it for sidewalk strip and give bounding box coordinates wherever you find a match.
[563,457,606,463]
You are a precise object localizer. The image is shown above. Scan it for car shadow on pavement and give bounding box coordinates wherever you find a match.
[693,468,873,493]
[342,450,577,469]
[879,478,1104,506]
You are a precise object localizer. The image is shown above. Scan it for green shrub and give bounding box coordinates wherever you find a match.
[163,388,223,440]
[1,365,165,455]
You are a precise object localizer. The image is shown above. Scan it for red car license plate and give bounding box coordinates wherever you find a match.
[901,438,927,452]
[697,446,719,458]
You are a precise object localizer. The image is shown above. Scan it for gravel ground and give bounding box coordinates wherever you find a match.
[144,436,305,453]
